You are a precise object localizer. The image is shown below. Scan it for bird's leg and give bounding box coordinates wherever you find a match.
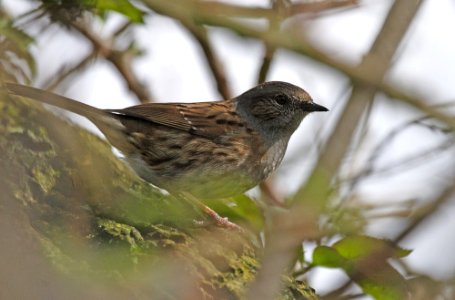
[180,192,242,231]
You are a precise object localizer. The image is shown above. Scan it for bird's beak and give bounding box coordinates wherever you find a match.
[301,101,329,112]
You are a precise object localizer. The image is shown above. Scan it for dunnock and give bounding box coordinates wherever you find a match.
[6,81,328,228]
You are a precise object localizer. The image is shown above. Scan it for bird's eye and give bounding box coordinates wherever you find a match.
[274,95,288,105]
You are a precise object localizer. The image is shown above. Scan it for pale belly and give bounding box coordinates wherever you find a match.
[125,154,258,199]
[125,137,288,200]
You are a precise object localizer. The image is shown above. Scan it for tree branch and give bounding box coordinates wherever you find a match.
[180,21,231,99]
[143,0,455,128]
[70,21,153,103]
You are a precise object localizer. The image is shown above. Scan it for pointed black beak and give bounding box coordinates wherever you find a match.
[301,101,329,112]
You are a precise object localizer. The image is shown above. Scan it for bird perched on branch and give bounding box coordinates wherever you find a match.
[6,81,328,229]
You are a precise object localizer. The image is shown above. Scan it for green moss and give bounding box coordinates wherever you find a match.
[32,164,59,194]
[97,218,144,248]
[282,276,318,300]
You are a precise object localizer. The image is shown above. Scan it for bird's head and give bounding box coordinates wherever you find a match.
[236,81,328,139]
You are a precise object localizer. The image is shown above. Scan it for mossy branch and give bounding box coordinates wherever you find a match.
[0,91,317,299]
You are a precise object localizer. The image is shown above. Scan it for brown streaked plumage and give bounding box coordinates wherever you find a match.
[6,81,328,225]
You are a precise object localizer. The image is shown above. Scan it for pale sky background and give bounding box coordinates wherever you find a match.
[4,0,455,297]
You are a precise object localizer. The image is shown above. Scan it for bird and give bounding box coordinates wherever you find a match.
[6,81,328,228]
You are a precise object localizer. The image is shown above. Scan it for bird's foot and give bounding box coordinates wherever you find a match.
[181,192,242,231]
[202,205,242,231]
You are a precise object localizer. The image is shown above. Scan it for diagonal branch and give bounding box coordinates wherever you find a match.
[193,0,358,19]
[256,0,286,84]
[247,1,426,299]
[395,183,455,243]
[42,51,96,91]
[70,21,153,103]
[180,21,231,99]
[286,0,359,16]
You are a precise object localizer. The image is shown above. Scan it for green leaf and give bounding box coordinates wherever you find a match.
[356,263,409,300]
[95,0,144,22]
[312,236,412,300]
[333,235,412,260]
[312,246,346,268]
[360,278,406,300]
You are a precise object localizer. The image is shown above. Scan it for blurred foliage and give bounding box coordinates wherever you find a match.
[39,0,144,22]
[0,9,35,82]
[313,236,411,300]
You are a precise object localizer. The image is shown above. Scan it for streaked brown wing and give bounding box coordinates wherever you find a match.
[106,101,247,139]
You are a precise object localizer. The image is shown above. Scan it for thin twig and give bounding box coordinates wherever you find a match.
[257,46,276,84]
[70,21,153,103]
[342,116,454,190]
[180,21,231,99]
[112,20,133,37]
[352,137,454,181]
[319,280,354,300]
[43,52,96,91]
[256,0,284,84]
[395,184,455,243]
